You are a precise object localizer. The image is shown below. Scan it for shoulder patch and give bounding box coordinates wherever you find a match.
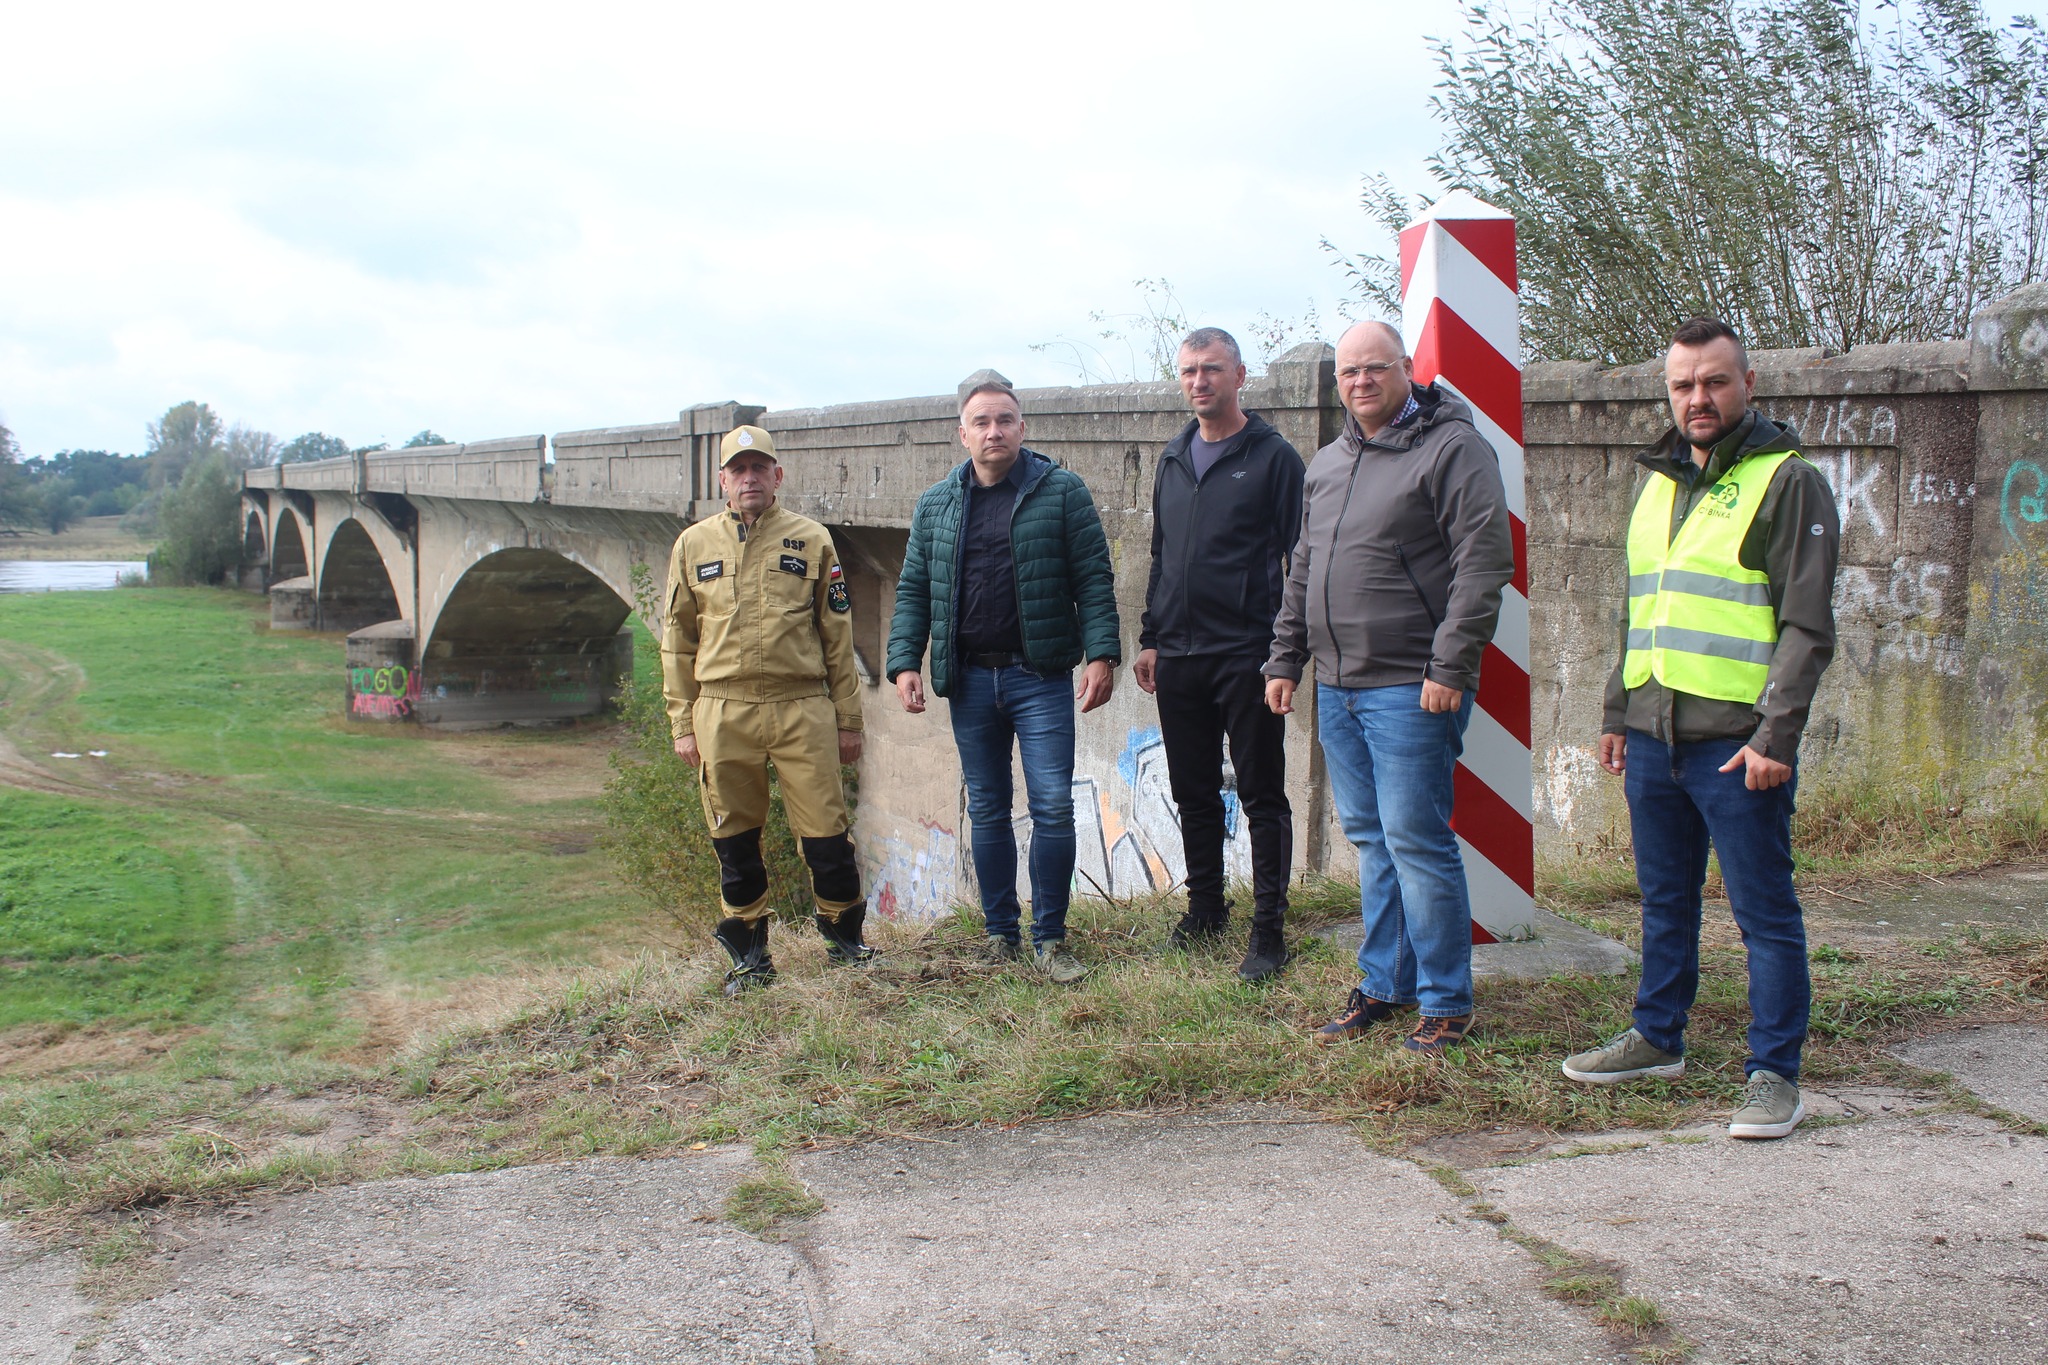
[695,561,724,582]
[827,581,850,613]
[778,554,808,576]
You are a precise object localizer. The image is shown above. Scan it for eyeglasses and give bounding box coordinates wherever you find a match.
[1337,361,1404,382]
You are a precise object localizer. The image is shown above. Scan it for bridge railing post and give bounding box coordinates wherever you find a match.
[681,401,768,505]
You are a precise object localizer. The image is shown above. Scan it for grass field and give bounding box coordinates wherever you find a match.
[0,515,156,563]
[0,589,673,1216]
[1,587,2042,1230]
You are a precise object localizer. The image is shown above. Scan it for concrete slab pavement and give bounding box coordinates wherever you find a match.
[787,1107,1624,1364]
[0,1227,94,1364]
[1891,1023,2048,1123]
[72,1149,814,1365]
[1477,1112,2048,1365]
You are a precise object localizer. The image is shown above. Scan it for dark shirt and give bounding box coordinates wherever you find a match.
[956,458,1026,655]
[1189,431,1231,481]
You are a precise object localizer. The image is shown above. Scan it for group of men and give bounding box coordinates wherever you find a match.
[661,315,1839,1140]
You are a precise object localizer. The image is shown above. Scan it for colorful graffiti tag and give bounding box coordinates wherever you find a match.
[348,664,421,719]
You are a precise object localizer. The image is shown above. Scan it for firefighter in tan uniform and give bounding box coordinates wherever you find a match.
[663,424,871,994]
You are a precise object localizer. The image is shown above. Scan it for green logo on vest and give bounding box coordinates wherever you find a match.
[1710,481,1739,509]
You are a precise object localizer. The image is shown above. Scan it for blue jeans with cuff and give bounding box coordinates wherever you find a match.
[1316,681,1475,1018]
[948,664,1077,946]
[1624,729,1809,1080]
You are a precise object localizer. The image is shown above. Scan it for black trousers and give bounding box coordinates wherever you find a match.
[1153,652,1291,932]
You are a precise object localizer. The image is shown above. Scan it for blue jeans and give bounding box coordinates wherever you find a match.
[1317,682,1475,1018]
[1625,729,1810,1080]
[948,664,1077,946]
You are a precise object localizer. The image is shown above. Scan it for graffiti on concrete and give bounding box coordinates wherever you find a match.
[1015,726,1253,901]
[348,664,421,718]
[1812,451,1890,537]
[2001,459,2047,544]
[1834,558,1964,677]
[868,820,959,922]
[1791,398,1898,450]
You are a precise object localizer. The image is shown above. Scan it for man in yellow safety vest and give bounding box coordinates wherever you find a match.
[1562,317,1840,1141]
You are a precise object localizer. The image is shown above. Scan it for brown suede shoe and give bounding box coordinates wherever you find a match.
[1312,988,1415,1046]
[1402,1013,1474,1054]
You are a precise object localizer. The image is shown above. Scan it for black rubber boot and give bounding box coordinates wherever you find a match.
[713,916,777,996]
[816,902,877,966]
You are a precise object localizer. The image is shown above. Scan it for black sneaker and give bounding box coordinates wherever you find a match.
[1166,904,1230,950]
[1311,988,1412,1046]
[1238,928,1292,983]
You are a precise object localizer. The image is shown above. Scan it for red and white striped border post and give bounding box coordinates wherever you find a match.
[1398,190,1536,943]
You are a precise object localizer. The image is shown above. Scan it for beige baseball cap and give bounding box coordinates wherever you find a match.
[719,425,778,465]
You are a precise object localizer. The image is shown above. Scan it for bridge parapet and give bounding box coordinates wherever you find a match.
[362,436,546,501]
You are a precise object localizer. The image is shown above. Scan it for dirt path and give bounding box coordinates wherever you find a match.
[0,641,110,798]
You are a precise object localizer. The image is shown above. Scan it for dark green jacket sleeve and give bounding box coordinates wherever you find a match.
[1064,474,1121,665]
[887,492,935,681]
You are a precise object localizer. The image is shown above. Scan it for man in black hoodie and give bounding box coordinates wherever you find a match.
[1134,327,1305,982]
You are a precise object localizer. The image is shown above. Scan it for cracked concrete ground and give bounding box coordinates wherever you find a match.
[3,1024,2042,1365]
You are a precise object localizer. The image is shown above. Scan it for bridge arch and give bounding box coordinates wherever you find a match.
[243,510,267,566]
[271,507,311,581]
[415,546,634,725]
[318,518,405,633]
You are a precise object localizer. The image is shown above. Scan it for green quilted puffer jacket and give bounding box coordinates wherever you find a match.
[887,450,1121,698]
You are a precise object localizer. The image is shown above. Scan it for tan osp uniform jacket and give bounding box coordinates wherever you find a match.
[662,503,863,741]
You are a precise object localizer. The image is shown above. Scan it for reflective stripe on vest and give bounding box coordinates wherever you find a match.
[1622,451,1799,703]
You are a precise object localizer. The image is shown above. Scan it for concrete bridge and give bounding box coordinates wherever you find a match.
[240,284,2048,920]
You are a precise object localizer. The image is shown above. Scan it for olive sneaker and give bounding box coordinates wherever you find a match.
[1561,1028,1685,1085]
[1033,940,1089,984]
[1728,1070,1806,1140]
[984,936,1021,964]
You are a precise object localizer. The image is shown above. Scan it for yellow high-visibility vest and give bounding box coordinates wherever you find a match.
[1622,451,1800,703]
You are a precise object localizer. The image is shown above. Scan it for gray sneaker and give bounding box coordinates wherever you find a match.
[1561,1028,1685,1085]
[1728,1070,1806,1140]
[1033,940,1088,984]
[984,936,1020,964]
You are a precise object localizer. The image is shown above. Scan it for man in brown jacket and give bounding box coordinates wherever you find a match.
[664,424,872,994]
[1265,321,1515,1053]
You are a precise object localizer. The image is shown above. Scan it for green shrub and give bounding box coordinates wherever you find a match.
[597,567,829,935]
[147,454,243,585]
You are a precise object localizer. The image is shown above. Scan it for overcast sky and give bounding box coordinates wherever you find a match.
[2,2,1447,455]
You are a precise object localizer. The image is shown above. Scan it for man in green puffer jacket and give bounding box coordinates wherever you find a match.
[887,376,1121,982]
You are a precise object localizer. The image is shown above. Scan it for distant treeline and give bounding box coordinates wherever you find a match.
[0,402,447,536]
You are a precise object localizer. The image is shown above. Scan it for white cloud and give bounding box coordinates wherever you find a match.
[0,0,1449,453]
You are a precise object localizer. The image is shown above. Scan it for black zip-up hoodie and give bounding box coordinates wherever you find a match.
[1139,411,1305,658]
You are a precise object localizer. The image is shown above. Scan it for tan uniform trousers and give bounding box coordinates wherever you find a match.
[693,693,849,840]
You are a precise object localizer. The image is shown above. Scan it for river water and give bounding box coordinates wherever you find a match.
[0,561,148,592]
